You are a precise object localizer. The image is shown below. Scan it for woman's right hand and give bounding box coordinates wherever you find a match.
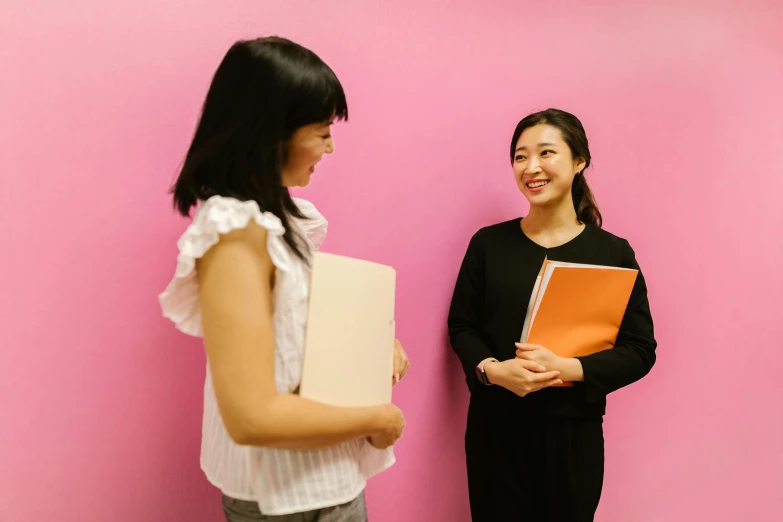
[367,404,406,449]
[485,359,562,397]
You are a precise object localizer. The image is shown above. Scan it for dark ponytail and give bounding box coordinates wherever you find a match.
[510,108,602,228]
[571,173,601,228]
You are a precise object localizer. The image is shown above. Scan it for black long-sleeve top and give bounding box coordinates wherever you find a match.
[448,219,657,417]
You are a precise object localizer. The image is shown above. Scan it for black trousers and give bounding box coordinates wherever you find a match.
[465,398,605,522]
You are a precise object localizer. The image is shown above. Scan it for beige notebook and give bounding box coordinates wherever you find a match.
[299,251,396,407]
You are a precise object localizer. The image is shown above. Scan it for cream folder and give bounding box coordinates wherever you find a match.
[299,251,396,407]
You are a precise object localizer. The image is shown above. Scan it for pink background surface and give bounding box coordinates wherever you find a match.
[2,1,782,520]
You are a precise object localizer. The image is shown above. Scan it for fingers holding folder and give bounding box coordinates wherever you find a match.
[393,339,409,386]
[515,343,559,369]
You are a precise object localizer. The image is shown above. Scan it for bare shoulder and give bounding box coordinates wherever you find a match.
[217,219,268,246]
[198,220,273,271]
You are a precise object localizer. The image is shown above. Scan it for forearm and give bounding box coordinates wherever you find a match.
[235,394,390,450]
[577,342,655,397]
[454,338,494,374]
[448,234,493,386]
[450,331,495,386]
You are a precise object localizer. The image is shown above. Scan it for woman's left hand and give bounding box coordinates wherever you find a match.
[515,343,562,372]
[393,339,409,385]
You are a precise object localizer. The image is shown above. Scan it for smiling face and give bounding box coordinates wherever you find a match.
[512,124,586,209]
[281,121,335,188]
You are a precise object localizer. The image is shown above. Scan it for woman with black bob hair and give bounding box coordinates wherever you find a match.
[160,37,408,522]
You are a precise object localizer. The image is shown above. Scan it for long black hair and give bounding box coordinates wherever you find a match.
[509,108,602,228]
[172,37,348,259]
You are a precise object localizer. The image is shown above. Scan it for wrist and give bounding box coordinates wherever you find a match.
[371,404,394,434]
[475,357,499,386]
[558,358,584,382]
[483,360,504,386]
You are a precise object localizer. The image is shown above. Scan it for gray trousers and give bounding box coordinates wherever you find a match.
[222,492,368,522]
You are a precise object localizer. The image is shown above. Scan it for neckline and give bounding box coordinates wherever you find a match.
[517,217,590,250]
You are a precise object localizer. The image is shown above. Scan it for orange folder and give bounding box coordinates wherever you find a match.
[520,260,638,385]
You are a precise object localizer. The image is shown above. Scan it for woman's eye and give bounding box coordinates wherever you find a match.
[515,155,526,162]
[541,150,554,156]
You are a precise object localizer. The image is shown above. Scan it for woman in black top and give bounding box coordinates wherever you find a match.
[448,108,656,522]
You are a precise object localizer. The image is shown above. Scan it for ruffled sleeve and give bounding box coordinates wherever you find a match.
[158,196,292,338]
[291,197,328,251]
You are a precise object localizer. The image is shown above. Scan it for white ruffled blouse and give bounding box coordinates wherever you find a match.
[159,195,394,516]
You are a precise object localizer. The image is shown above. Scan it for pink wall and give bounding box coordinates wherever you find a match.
[2,1,782,520]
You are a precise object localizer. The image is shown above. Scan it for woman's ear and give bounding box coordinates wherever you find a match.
[575,157,587,174]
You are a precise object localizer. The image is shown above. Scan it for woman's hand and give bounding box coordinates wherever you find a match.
[484,358,562,398]
[515,343,585,382]
[367,403,406,449]
[515,343,562,371]
[393,339,409,385]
